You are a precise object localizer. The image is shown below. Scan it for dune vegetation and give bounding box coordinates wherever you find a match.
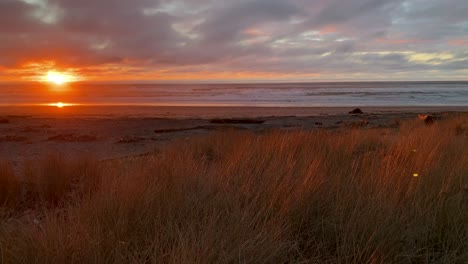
[0,115,467,263]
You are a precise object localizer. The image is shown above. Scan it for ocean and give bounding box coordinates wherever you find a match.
[1,81,467,107]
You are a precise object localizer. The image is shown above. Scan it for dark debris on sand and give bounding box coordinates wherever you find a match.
[424,115,434,125]
[418,114,436,126]
[116,136,146,144]
[21,125,51,133]
[209,119,266,124]
[154,126,214,133]
[349,108,364,114]
[154,125,250,134]
[48,134,98,142]
[0,135,28,142]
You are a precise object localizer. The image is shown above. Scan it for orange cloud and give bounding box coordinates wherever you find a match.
[448,39,468,46]
[243,28,266,36]
[320,25,337,34]
[376,38,422,44]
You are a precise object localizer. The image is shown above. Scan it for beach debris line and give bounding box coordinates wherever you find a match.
[0,135,28,142]
[116,136,146,144]
[209,118,266,124]
[21,124,52,133]
[349,108,364,114]
[154,126,214,133]
[154,125,248,134]
[48,134,98,142]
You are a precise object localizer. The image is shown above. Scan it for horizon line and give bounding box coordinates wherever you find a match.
[1,80,468,85]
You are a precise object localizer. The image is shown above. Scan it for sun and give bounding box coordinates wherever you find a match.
[46,102,74,108]
[45,71,72,85]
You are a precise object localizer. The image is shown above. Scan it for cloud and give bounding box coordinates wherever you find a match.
[0,0,466,81]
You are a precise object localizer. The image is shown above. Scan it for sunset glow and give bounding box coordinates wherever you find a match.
[45,71,73,85]
[0,0,466,82]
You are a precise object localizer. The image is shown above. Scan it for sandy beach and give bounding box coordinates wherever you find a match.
[1,105,467,263]
[1,105,467,171]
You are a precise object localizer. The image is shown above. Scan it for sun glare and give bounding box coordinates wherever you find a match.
[48,102,73,108]
[45,71,73,85]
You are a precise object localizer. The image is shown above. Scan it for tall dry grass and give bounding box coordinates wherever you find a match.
[0,115,467,263]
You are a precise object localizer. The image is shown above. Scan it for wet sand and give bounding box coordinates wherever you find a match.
[1,105,467,118]
[1,105,467,172]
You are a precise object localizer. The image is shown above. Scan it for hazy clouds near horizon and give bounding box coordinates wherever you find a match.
[0,0,467,81]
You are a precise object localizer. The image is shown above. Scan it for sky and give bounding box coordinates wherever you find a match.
[0,0,467,82]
